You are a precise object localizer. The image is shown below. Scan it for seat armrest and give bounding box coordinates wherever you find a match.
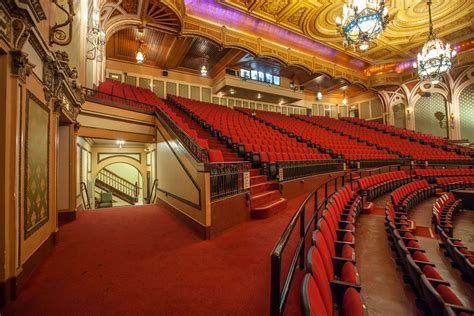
[426,278,450,287]
[413,260,436,267]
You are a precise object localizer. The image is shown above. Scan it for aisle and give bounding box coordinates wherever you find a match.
[355,194,421,315]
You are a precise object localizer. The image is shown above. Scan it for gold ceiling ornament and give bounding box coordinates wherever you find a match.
[414,0,456,84]
[335,0,390,52]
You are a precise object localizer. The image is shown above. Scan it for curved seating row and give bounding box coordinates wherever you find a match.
[432,193,462,237]
[432,193,474,286]
[385,200,474,316]
[435,177,474,192]
[390,180,436,212]
[415,168,474,183]
[342,117,472,155]
[309,116,470,161]
[301,185,366,315]
[358,170,410,201]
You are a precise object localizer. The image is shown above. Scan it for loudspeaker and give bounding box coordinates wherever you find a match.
[299,85,304,91]
[225,68,236,76]
[162,70,169,77]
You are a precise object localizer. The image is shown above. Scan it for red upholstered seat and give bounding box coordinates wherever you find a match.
[436,285,463,305]
[422,266,443,280]
[342,288,365,316]
[413,251,429,262]
[208,149,224,163]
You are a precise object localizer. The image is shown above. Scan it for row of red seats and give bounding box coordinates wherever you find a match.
[169,96,332,163]
[432,193,462,237]
[301,186,366,315]
[385,201,473,315]
[390,180,435,211]
[434,194,473,286]
[358,171,410,201]
[96,79,157,111]
[309,115,469,160]
[242,109,396,160]
[435,177,474,185]
[343,117,471,154]
[415,168,474,176]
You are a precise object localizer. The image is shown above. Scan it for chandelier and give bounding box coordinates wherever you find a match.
[200,55,209,77]
[335,0,389,51]
[316,91,323,101]
[86,9,106,61]
[414,0,456,84]
[135,41,145,64]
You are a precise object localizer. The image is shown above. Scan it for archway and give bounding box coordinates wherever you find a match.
[94,162,145,207]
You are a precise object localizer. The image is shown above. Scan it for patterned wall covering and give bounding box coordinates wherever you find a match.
[415,93,447,137]
[392,104,406,128]
[371,98,383,118]
[360,101,370,119]
[24,91,50,238]
[459,84,474,142]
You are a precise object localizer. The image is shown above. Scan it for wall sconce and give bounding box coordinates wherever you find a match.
[449,113,455,129]
[405,107,411,120]
[86,9,106,61]
[116,140,125,148]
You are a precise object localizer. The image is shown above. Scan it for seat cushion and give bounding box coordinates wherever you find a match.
[413,251,429,262]
[436,285,463,305]
[341,262,357,284]
[343,232,354,243]
[342,288,364,316]
[422,266,443,280]
[341,245,354,259]
[407,240,420,248]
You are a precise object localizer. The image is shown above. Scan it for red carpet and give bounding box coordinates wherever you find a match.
[1,196,309,316]
[368,207,386,216]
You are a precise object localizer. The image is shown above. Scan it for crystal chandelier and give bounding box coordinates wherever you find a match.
[200,55,209,77]
[135,41,145,64]
[414,0,456,84]
[335,0,389,51]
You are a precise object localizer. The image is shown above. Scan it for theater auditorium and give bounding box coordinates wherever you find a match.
[0,0,474,315]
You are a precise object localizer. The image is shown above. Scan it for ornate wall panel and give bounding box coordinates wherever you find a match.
[392,103,406,128]
[24,91,50,239]
[459,84,474,142]
[414,93,447,137]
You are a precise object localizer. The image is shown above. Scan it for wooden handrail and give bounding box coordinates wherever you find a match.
[147,179,158,203]
[97,168,141,199]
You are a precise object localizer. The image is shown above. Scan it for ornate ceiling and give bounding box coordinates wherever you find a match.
[215,0,474,63]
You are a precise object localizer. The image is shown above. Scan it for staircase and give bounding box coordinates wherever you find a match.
[95,168,139,205]
[164,99,287,218]
[249,169,287,219]
[165,100,244,162]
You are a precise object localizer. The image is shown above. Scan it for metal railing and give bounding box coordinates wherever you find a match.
[96,168,139,199]
[347,164,403,190]
[80,182,91,209]
[148,179,158,203]
[206,162,251,201]
[82,87,156,114]
[269,174,346,316]
[154,106,209,163]
[276,159,344,182]
[356,158,406,169]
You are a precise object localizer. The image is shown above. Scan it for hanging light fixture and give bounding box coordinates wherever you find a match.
[342,96,348,106]
[414,0,456,84]
[335,0,390,52]
[316,91,323,101]
[200,55,209,77]
[135,40,145,64]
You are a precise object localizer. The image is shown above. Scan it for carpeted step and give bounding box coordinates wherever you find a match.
[250,190,281,209]
[251,175,268,185]
[250,181,279,195]
[251,198,288,219]
[250,169,260,177]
